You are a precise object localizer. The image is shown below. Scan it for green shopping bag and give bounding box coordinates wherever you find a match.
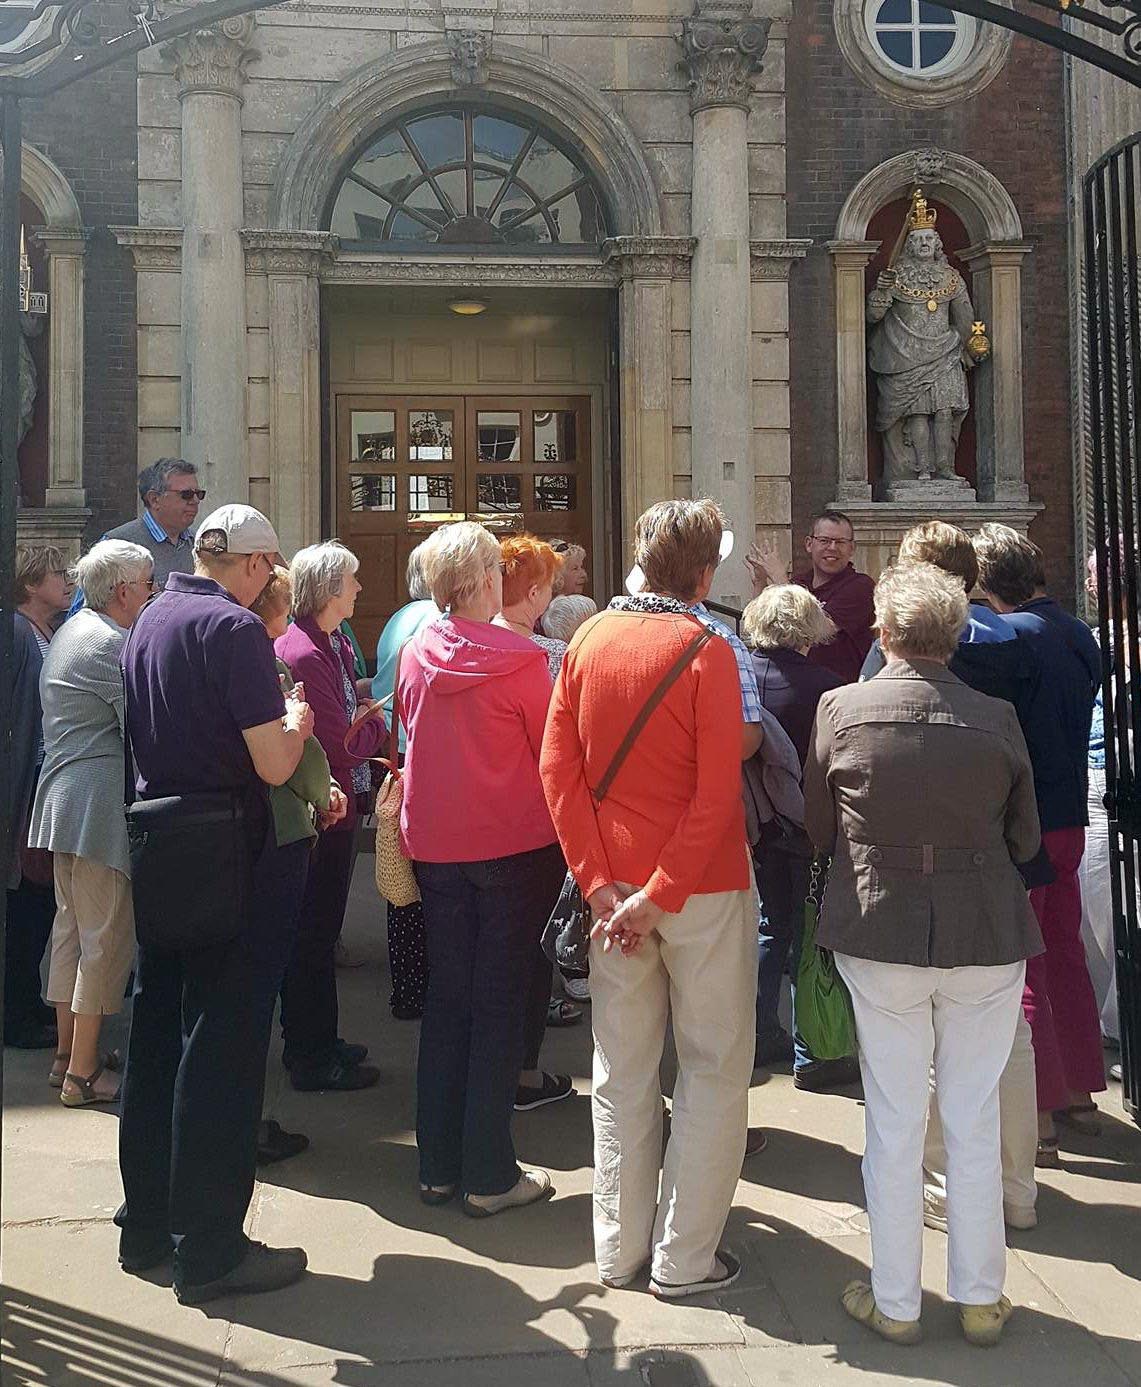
[795,856,857,1061]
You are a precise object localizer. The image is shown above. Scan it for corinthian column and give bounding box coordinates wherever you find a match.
[679,0,769,604]
[165,16,256,507]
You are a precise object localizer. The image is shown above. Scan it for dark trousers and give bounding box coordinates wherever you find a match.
[387,898,428,1013]
[755,837,813,1070]
[414,842,564,1196]
[115,838,309,1287]
[522,944,554,1071]
[4,877,55,1040]
[280,827,356,1069]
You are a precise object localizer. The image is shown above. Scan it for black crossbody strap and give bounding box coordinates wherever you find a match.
[592,626,714,804]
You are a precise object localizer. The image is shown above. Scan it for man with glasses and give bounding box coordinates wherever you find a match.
[750,510,875,683]
[104,459,204,590]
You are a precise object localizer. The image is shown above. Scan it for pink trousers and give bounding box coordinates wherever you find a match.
[1024,827,1107,1112]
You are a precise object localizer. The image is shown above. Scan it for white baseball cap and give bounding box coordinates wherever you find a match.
[194,504,284,565]
[626,529,734,595]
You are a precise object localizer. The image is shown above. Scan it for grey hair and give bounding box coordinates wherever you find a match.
[138,458,196,505]
[742,584,836,653]
[290,540,360,619]
[406,541,432,603]
[74,540,153,612]
[541,595,598,643]
[875,561,968,662]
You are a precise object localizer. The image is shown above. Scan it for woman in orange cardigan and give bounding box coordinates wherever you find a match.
[540,499,755,1299]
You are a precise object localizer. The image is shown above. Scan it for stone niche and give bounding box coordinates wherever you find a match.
[826,147,1040,576]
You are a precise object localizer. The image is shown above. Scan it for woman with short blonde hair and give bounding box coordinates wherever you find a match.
[398,521,566,1215]
[804,560,1043,1348]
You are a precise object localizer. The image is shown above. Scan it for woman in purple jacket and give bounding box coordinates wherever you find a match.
[275,542,385,1092]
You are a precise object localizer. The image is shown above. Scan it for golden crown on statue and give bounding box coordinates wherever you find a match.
[906,188,938,233]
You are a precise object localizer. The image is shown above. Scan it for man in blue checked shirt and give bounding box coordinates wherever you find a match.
[70,459,202,613]
[688,601,765,758]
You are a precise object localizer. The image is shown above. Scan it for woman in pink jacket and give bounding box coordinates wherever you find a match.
[398,522,565,1219]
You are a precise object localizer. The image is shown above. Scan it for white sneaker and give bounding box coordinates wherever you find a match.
[462,1169,553,1218]
[563,976,590,1003]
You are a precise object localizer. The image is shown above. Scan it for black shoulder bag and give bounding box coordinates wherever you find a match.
[542,625,714,973]
[123,709,255,954]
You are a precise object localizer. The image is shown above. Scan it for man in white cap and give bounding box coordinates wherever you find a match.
[115,504,315,1305]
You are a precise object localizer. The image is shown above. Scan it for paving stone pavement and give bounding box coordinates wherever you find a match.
[4,860,1141,1387]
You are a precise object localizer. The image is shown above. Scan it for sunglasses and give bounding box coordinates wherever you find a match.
[167,488,207,502]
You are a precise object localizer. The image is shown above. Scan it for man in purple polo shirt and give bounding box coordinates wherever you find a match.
[115,505,315,1306]
[749,510,876,684]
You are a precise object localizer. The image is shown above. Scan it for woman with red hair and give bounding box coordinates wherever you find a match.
[495,535,567,680]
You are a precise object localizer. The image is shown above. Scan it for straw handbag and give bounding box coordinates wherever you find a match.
[344,642,420,908]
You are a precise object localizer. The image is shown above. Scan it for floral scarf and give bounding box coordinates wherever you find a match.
[607,594,693,618]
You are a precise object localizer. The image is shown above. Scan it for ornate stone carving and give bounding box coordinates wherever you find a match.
[911,147,948,184]
[322,257,620,288]
[750,239,812,280]
[603,235,696,279]
[163,13,257,101]
[448,29,491,87]
[112,226,184,271]
[678,1,771,114]
[242,230,338,275]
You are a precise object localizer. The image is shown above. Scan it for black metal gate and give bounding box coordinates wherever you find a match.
[1085,133,1141,1124]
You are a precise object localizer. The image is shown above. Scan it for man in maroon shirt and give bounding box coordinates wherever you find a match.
[749,510,875,684]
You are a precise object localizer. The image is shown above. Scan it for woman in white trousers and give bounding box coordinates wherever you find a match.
[804,562,1045,1348]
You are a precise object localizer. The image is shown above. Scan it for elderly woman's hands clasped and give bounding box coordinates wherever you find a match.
[589,884,665,956]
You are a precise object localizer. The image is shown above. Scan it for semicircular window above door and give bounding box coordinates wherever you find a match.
[328,106,610,247]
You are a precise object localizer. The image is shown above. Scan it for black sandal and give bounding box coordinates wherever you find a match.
[1035,1135,1061,1168]
[546,999,583,1028]
[60,1061,120,1108]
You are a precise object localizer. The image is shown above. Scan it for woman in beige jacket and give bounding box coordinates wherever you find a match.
[804,561,1043,1349]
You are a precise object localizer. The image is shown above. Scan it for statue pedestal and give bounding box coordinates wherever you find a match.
[830,498,1043,580]
[879,475,976,504]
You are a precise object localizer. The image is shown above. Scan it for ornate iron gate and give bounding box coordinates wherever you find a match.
[1085,133,1141,1123]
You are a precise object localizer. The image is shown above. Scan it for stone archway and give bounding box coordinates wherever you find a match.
[16,142,89,557]
[269,39,662,239]
[828,146,1033,522]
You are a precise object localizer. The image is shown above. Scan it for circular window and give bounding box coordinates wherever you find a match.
[865,0,975,76]
[835,0,1012,107]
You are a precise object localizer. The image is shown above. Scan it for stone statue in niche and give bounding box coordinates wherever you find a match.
[866,189,990,499]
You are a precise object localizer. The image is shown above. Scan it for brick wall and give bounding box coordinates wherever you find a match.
[785,8,1075,595]
[23,40,138,543]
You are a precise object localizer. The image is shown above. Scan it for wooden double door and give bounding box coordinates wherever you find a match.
[335,393,593,652]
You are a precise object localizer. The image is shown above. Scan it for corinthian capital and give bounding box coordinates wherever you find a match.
[679,1,771,114]
[163,13,257,101]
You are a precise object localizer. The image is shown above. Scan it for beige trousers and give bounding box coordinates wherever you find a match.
[923,1008,1038,1222]
[590,887,757,1286]
[46,854,136,1016]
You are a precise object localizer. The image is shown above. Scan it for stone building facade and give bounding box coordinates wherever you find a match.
[12,0,1125,641]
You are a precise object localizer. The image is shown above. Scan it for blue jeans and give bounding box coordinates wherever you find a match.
[414,843,565,1197]
[755,838,813,1071]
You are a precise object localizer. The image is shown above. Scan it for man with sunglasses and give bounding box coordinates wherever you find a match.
[749,510,875,684]
[103,458,204,592]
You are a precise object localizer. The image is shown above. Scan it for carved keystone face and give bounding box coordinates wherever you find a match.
[907,229,940,261]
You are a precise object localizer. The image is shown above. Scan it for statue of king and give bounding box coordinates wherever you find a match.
[866,189,989,494]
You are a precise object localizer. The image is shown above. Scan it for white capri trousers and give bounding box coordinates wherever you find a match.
[924,1007,1038,1224]
[590,887,757,1287]
[1079,766,1119,1044]
[45,853,136,1016]
[836,952,1026,1322]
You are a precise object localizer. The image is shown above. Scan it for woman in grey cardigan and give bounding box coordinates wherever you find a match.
[29,540,154,1106]
[804,562,1043,1349]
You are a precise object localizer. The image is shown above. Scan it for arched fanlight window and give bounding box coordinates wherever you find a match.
[329,106,610,246]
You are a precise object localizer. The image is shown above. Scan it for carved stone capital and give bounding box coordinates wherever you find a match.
[603,235,697,279]
[448,30,491,87]
[750,239,812,280]
[112,226,183,272]
[678,3,771,115]
[33,225,90,258]
[163,14,257,102]
[242,230,339,275]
